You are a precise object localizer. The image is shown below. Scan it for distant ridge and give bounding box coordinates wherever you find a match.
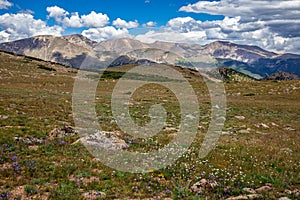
[0,34,300,79]
[263,72,300,81]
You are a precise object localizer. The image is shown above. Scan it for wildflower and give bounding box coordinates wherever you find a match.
[11,155,17,160]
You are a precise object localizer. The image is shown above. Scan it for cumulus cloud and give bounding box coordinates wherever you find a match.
[143,21,157,27]
[47,6,109,28]
[0,13,63,42]
[81,11,109,28]
[112,18,139,29]
[0,0,12,9]
[176,0,300,53]
[46,6,68,22]
[82,26,130,42]
[135,30,206,44]
[135,15,300,53]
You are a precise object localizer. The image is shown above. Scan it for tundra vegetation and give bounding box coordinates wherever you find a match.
[0,52,299,199]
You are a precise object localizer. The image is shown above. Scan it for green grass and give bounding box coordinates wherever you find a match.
[0,51,299,199]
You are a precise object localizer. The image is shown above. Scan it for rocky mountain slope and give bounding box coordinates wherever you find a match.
[0,35,300,79]
[263,71,300,81]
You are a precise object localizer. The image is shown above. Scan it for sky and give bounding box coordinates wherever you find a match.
[0,0,299,53]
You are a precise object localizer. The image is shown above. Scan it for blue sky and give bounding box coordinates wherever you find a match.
[0,0,299,53]
[2,0,223,25]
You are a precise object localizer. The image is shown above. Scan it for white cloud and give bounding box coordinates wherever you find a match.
[0,13,63,42]
[46,6,69,22]
[143,21,157,27]
[64,12,82,28]
[176,0,300,53]
[47,6,109,28]
[81,11,109,28]
[135,29,206,44]
[112,18,139,29]
[82,26,130,42]
[0,0,12,9]
[134,15,300,53]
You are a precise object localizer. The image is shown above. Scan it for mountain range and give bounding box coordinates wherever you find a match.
[0,34,299,79]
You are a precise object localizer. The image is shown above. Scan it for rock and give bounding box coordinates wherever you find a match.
[243,187,256,194]
[48,125,78,139]
[82,190,106,200]
[226,195,248,200]
[239,129,251,134]
[255,123,269,129]
[28,145,39,151]
[191,181,204,193]
[278,197,291,200]
[284,189,292,195]
[271,122,279,127]
[292,189,300,196]
[191,179,219,193]
[226,194,262,200]
[14,137,45,145]
[247,194,263,199]
[283,126,296,131]
[199,178,208,187]
[235,116,246,120]
[73,131,129,150]
[255,185,272,193]
[69,175,100,185]
[0,115,8,119]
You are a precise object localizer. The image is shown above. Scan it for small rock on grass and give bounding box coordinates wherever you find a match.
[82,190,106,200]
[235,116,246,120]
[226,195,248,200]
[255,123,269,129]
[278,197,291,200]
[191,179,219,193]
[243,188,256,194]
[255,185,272,193]
[28,145,39,151]
[226,194,262,200]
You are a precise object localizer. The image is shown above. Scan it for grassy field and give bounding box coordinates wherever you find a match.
[0,51,299,199]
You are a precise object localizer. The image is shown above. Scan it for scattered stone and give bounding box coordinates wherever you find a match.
[73,131,129,150]
[191,179,219,193]
[283,126,296,131]
[82,190,106,200]
[235,116,246,120]
[48,125,78,139]
[239,128,251,134]
[255,123,269,129]
[226,194,262,200]
[243,187,256,194]
[221,131,231,135]
[284,189,292,195]
[292,189,300,196]
[14,136,45,145]
[226,195,248,200]
[28,145,39,151]
[271,122,279,127]
[0,115,8,119]
[247,194,263,199]
[255,185,272,193]
[191,181,204,193]
[278,197,291,200]
[69,175,100,185]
